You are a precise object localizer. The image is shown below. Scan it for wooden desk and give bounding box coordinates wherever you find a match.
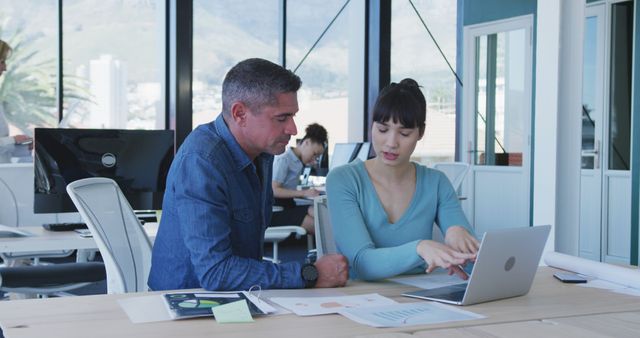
[0,223,158,254]
[420,311,640,337]
[1,268,639,338]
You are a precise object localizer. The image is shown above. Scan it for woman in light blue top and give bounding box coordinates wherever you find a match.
[326,78,478,281]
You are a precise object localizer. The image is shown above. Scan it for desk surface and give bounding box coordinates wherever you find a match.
[0,223,158,254]
[1,267,639,338]
[421,311,640,337]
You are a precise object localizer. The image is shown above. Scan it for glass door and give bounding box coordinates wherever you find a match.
[579,1,633,264]
[579,5,605,261]
[463,16,533,235]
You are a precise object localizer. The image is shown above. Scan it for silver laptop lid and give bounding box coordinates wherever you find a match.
[462,225,551,305]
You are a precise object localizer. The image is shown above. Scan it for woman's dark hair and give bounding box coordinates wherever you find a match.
[302,123,328,146]
[372,78,426,134]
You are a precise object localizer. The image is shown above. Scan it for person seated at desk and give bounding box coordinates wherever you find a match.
[326,78,478,281]
[0,39,33,164]
[271,123,327,234]
[148,58,348,292]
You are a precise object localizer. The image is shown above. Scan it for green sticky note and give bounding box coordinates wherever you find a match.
[211,299,254,323]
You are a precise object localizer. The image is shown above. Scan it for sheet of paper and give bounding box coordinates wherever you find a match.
[118,295,173,323]
[389,271,465,290]
[211,299,254,323]
[260,289,348,315]
[338,301,485,328]
[269,293,397,316]
[578,278,622,290]
[578,279,640,297]
[612,288,640,297]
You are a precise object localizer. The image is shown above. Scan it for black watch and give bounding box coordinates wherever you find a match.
[301,263,318,288]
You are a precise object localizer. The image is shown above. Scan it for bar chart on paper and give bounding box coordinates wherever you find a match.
[338,302,484,327]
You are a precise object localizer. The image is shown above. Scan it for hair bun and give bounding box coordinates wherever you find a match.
[399,78,420,90]
[304,123,328,145]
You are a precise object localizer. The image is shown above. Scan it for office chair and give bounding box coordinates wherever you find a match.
[313,195,337,258]
[432,162,470,193]
[0,167,105,298]
[0,164,78,261]
[263,201,314,263]
[263,225,309,264]
[431,162,470,242]
[0,225,105,298]
[0,262,105,297]
[66,177,152,294]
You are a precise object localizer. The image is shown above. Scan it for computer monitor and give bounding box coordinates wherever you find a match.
[312,145,329,176]
[33,128,175,213]
[329,143,360,171]
[355,142,371,161]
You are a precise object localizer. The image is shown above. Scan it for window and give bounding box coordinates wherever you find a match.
[581,15,599,170]
[61,0,166,129]
[192,0,279,128]
[0,1,58,134]
[473,29,527,167]
[391,0,457,165]
[286,0,352,152]
[608,1,632,170]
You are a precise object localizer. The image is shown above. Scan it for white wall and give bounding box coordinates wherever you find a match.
[533,0,585,255]
[556,0,585,255]
[533,0,561,253]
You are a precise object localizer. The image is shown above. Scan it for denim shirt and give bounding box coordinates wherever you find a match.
[148,114,304,291]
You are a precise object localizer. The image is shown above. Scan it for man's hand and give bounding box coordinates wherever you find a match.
[13,134,33,150]
[416,240,475,280]
[13,134,31,144]
[314,254,348,288]
[444,226,479,254]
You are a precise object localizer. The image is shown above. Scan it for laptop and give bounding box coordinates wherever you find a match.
[300,167,312,186]
[403,225,551,306]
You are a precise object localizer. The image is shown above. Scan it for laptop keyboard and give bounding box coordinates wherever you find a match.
[432,289,466,302]
[404,283,468,302]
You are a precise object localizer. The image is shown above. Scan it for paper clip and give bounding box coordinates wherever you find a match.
[247,284,263,302]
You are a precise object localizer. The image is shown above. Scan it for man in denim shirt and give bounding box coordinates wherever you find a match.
[148,58,348,291]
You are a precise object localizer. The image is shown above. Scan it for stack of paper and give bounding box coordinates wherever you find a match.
[269,293,484,327]
[339,302,485,327]
[269,293,395,316]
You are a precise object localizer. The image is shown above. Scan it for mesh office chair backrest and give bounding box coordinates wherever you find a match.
[431,162,470,242]
[67,177,152,294]
[0,164,75,260]
[313,195,337,257]
[432,162,470,192]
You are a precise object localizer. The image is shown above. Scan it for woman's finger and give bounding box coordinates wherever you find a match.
[449,265,469,280]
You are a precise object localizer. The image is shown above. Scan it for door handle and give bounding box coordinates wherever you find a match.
[581,140,600,169]
[467,141,475,163]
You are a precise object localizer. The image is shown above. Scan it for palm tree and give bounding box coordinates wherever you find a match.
[0,26,91,134]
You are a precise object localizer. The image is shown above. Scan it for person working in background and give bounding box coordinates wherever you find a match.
[0,39,33,163]
[326,78,478,281]
[271,123,327,234]
[148,58,348,291]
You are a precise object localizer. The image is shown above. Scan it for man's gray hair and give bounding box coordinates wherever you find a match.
[222,58,301,115]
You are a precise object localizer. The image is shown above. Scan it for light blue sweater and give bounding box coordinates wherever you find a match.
[325,160,472,280]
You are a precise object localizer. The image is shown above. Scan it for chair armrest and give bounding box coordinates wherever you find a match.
[264,226,307,242]
[0,262,106,288]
